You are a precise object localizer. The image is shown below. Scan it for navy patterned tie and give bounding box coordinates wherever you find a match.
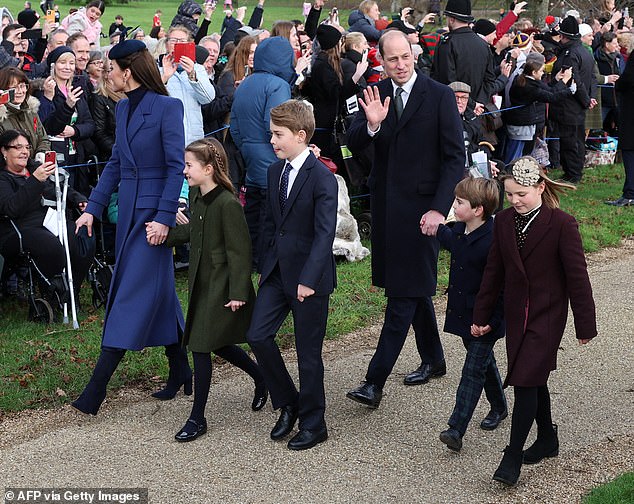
[394,87,404,121]
[279,162,292,214]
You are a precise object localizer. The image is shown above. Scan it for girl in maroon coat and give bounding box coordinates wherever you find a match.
[472,156,597,486]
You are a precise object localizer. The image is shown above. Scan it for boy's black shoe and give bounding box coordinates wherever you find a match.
[439,428,463,452]
[480,408,508,430]
[523,423,559,464]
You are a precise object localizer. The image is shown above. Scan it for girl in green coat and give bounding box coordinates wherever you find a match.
[163,138,267,442]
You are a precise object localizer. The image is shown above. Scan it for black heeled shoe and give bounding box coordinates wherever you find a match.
[152,376,193,400]
[174,418,207,442]
[523,423,559,464]
[251,383,268,411]
[152,344,193,400]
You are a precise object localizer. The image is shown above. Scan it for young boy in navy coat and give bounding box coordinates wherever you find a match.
[246,100,338,451]
[435,177,507,452]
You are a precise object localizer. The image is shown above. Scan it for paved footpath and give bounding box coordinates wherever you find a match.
[1,246,632,504]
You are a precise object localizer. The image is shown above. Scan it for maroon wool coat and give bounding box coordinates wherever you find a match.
[473,206,597,387]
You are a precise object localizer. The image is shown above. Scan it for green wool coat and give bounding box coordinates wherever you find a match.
[166,185,255,353]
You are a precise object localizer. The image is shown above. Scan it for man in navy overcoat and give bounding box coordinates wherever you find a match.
[346,30,465,408]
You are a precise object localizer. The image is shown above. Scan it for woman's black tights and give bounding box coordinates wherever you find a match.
[509,384,553,451]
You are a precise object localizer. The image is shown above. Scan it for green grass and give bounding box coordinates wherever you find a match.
[551,164,634,252]
[0,163,631,414]
[583,472,634,504]
[3,0,328,36]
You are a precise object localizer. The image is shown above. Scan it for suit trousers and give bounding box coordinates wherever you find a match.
[448,338,506,436]
[621,150,634,199]
[246,266,329,431]
[365,296,444,389]
[552,121,586,182]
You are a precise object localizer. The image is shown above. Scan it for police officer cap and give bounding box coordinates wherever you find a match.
[559,16,580,39]
[444,0,474,23]
[109,39,146,60]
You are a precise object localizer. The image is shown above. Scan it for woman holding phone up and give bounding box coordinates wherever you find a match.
[33,46,94,193]
[73,40,192,415]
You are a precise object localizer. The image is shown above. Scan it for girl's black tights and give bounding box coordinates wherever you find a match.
[189,346,264,422]
[509,384,553,451]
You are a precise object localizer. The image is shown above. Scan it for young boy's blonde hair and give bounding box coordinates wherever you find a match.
[454,177,500,220]
[269,99,315,143]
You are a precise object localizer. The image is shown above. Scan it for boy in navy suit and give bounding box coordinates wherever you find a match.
[435,177,507,452]
[246,100,338,451]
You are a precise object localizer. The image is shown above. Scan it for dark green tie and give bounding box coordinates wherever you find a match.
[394,87,404,121]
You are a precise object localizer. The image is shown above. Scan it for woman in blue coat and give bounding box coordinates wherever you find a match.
[72,40,192,415]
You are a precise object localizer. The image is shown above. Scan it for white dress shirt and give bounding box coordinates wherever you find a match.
[368,71,418,136]
[280,147,311,198]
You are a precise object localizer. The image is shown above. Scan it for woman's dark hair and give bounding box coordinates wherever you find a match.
[114,48,168,96]
[516,59,544,87]
[0,67,31,100]
[0,129,31,169]
[601,31,617,47]
[149,26,161,39]
[87,0,105,15]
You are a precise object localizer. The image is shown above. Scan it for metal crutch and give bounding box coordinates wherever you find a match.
[53,164,79,329]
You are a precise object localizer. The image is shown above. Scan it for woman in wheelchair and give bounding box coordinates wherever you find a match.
[0,129,94,307]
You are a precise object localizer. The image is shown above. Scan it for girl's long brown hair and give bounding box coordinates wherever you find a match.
[221,36,257,83]
[186,138,235,195]
[324,44,343,84]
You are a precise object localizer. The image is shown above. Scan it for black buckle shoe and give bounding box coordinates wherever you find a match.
[175,418,207,442]
[251,383,268,411]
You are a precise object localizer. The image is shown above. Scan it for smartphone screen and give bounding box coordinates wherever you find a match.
[45,151,57,164]
[173,42,195,63]
[362,49,368,64]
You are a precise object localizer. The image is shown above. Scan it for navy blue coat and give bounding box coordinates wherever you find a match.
[85,91,186,350]
[258,151,338,298]
[436,220,504,342]
[347,71,465,297]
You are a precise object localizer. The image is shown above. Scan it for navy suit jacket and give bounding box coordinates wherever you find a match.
[258,151,338,298]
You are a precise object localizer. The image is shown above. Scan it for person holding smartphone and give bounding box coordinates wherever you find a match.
[0,67,50,156]
[33,46,94,195]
